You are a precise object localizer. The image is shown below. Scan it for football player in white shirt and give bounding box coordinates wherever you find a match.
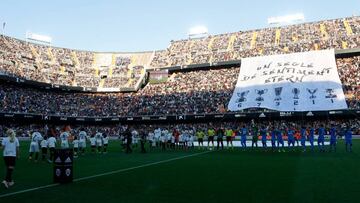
[95,131,103,153]
[154,128,161,148]
[1,129,19,188]
[160,134,167,151]
[47,135,57,163]
[78,129,87,155]
[167,132,172,149]
[183,130,189,149]
[60,131,70,149]
[179,133,185,149]
[89,135,96,153]
[40,136,48,161]
[28,131,43,162]
[189,134,195,149]
[102,134,109,153]
[148,131,155,149]
[131,129,139,148]
[72,136,79,158]
[162,129,169,148]
[171,134,176,149]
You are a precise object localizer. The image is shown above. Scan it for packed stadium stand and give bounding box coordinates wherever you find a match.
[0,36,152,91]
[0,16,360,122]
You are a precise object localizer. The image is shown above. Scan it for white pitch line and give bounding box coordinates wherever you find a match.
[0,151,211,198]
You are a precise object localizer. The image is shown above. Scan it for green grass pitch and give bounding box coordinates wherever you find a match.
[0,140,359,203]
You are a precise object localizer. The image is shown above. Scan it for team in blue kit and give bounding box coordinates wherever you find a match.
[232,122,354,153]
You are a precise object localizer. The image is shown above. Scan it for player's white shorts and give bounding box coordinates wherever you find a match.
[79,141,86,148]
[61,142,69,149]
[29,142,40,152]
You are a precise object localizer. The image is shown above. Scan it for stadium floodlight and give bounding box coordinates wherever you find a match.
[267,13,305,25]
[26,31,52,44]
[188,25,209,38]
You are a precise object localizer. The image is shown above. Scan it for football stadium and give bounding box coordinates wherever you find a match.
[1,1,360,202]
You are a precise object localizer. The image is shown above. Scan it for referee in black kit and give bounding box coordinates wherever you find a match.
[140,129,147,153]
[125,127,132,154]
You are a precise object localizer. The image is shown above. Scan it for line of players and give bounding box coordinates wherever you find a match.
[137,122,354,152]
[24,121,355,161]
[27,128,109,163]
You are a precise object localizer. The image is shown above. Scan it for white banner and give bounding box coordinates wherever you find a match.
[228,49,348,111]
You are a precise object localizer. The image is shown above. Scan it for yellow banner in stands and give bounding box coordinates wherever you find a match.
[60,66,65,74]
[343,20,353,36]
[342,41,348,49]
[275,29,281,45]
[227,34,237,51]
[95,67,99,77]
[250,32,257,49]
[208,37,216,50]
[319,23,328,39]
[108,67,113,77]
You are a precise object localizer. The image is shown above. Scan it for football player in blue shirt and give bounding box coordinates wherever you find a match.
[300,126,307,152]
[260,126,267,150]
[270,127,277,152]
[276,126,285,152]
[318,125,326,152]
[287,127,295,151]
[309,126,315,152]
[329,124,337,152]
[240,125,248,150]
[345,126,353,152]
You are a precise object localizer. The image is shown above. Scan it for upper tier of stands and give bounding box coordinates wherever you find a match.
[0,36,153,91]
[0,16,360,91]
[150,16,360,67]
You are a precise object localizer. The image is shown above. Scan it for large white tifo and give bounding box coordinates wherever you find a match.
[228,49,348,111]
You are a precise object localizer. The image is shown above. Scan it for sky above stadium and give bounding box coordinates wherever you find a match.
[1,0,359,52]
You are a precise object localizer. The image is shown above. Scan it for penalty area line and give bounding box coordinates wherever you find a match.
[0,150,212,198]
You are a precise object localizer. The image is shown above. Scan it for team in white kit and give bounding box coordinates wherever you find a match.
[25,128,110,163]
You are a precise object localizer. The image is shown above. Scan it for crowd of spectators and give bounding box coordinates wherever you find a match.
[337,56,360,108]
[0,67,238,117]
[0,17,359,90]
[0,54,360,117]
[0,36,146,89]
[150,16,360,67]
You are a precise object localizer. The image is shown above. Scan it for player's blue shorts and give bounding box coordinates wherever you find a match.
[346,140,352,145]
[318,139,324,143]
[330,139,336,145]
